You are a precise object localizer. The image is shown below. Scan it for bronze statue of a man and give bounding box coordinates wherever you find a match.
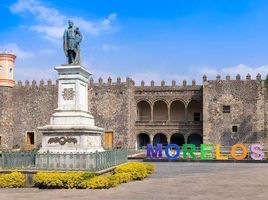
[63,20,82,64]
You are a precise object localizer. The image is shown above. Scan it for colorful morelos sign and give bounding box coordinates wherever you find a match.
[146,144,266,160]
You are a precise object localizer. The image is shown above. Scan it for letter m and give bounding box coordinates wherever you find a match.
[146,144,162,158]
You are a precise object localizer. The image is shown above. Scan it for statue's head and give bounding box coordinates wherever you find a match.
[68,20,74,27]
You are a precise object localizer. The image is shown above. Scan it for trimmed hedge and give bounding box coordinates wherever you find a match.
[32,162,155,189]
[114,162,148,180]
[81,176,111,189]
[144,163,155,174]
[34,172,96,189]
[109,172,132,184]
[0,172,25,188]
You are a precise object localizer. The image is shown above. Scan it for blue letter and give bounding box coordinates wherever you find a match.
[146,144,162,158]
[165,144,180,159]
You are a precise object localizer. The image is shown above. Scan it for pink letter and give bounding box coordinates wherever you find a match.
[250,144,265,160]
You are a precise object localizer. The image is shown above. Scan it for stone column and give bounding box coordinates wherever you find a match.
[150,134,154,145]
[167,104,171,122]
[150,104,154,122]
[185,104,188,122]
[184,135,188,144]
[167,135,171,144]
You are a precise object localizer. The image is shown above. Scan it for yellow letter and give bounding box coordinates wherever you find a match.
[216,144,228,160]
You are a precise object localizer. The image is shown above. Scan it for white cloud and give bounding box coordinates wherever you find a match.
[130,71,189,85]
[129,65,268,86]
[39,48,56,55]
[198,66,219,77]
[30,25,65,43]
[102,44,119,51]
[198,64,268,80]
[221,64,268,77]
[15,66,56,82]
[10,0,118,42]
[73,14,117,36]
[0,43,34,59]
[10,0,65,26]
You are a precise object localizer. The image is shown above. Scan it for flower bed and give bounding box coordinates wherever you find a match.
[34,172,96,189]
[0,162,155,189]
[0,171,25,188]
[34,162,155,189]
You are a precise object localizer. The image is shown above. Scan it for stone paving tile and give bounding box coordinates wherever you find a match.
[0,163,267,200]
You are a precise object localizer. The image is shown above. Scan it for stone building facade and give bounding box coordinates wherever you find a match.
[0,53,267,150]
[203,74,268,146]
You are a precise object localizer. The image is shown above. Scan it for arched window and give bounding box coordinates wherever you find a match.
[170,133,185,147]
[153,133,167,147]
[187,134,203,147]
[0,65,3,75]
[153,100,168,121]
[137,101,151,121]
[137,133,150,149]
[170,100,185,121]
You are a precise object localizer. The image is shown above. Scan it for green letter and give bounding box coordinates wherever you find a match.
[200,144,214,160]
[183,144,196,159]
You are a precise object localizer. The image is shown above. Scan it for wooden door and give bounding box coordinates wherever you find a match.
[104,132,113,149]
[26,132,35,145]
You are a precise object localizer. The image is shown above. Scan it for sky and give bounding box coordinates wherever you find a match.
[1,0,268,84]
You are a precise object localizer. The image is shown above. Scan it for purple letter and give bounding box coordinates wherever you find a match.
[250,144,265,160]
[146,144,162,158]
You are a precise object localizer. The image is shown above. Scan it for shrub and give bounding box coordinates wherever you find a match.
[0,171,25,188]
[81,176,111,189]
[106,175,120,187]
[112,172,132,183]
[81,172,97,180]
[114,162,148,180]
[32,162,155,189]
[144,163,155,174]
[108,172,132,187]
[34,172,96,189]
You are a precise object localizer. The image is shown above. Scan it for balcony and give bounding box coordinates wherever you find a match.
[135,120,203,129]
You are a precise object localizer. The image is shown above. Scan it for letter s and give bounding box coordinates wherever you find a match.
[250,144,265,160]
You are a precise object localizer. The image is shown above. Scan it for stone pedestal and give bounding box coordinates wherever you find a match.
[38,65,104,153]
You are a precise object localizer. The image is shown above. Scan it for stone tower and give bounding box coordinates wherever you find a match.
[0,52,16,88]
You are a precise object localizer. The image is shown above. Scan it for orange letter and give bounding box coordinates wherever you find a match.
[216,144,228,160]
[231,144,247,160]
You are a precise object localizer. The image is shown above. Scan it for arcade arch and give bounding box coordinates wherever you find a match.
[153,100,168,121]
[137,133,150,149]
[170,100,185,121]
[187,133,203,147]
[153,133,168,147]
[137,100,151,121]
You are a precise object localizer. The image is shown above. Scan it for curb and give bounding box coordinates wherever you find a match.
[0,162,127,187]
[143,159,268,163]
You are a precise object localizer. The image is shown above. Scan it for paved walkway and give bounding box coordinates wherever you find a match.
[0,162,267,200]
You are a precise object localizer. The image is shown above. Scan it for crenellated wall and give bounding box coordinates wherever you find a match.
[203,73,267,146]
[88,77,136,148]
[0,73,267,150]
[0,80,58,149]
